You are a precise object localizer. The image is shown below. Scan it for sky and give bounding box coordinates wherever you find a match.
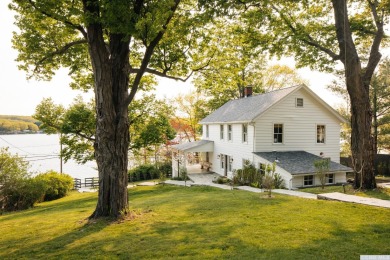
[0,0,342,116]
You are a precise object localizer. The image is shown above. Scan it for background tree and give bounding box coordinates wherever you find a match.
[218,0,389,189]
[171,90,204,142]
[11,0,213,218]
[193,20,306,112]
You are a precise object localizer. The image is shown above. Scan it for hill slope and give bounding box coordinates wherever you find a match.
[0,185,389,259]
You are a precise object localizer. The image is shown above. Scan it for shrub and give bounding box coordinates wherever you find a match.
[0,148,46,211]
[35,171,73,201]
[1,177,46,212]
[233,161,262,186]
[128,164,160,182]
[158,162,172,177]
[273,173,285,189]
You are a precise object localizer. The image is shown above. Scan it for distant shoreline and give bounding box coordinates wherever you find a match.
[0,131,43,135]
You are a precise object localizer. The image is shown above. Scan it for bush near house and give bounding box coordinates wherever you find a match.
[128,162,172,182]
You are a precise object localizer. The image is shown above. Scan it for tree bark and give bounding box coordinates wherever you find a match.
[332,0,377,189]
[83,0,130,218]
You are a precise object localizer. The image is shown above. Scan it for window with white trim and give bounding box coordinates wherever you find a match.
[220,154,224,169]
[242,124,248,143]
[317,125,326,143]
[296,98,304,107]
[205,125,209,138]
[228,124,232,141]
[304,175,314,186]
[274,124,283,143]
[220,125,224,140]
[325,173,334,184]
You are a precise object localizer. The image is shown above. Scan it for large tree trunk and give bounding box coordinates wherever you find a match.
[332,0,377,189]
[84,0,130,218]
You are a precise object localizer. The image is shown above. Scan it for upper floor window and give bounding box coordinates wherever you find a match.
[205,125,209,138]
[220,125,224,140]
[296,98,304,107]
[228,124,232,141]
[242,124,248,142]
[317,125,326,143]
[274,124,283,143]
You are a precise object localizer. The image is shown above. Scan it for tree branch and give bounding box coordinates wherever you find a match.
[271,4,340,61]
[27,0,87,39]
[33,39,87,74]
[124,0,181,109]
[363,0,384,86]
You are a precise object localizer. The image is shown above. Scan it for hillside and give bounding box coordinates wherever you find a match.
[0,185,389,259]
[0,115,41,134]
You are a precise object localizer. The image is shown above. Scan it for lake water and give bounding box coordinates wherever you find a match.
[0,134,98,179]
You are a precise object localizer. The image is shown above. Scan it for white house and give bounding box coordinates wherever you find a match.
[172,84,352,189]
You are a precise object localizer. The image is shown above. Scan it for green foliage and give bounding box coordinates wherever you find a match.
[233,161,263,187]
[314,158,330,189]
[0,148,45,211]
[35,170,73,201]
[128,165,160,182]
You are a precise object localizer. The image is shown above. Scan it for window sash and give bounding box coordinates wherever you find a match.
[274,124,283,143]
[220,125,224,140]
[228,125,232,141]
[242,124,248,142]
[317,125,325,143]
[304,175,314,186]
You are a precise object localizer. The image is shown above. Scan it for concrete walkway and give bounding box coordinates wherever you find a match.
[165,173,390,209]
[318,192,390,209]
[273,189,318,199]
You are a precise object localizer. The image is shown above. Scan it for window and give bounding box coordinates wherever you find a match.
[296,98,304,107]
[259,163,265,174]
[325,174,334,184]
[274,124,283,143]
[304,175,314,186]
[317,125,326,143]
[220,125,224,140]
[242,124,248,142]
[228,124,232,141]
[205,125,209,138]
[220,154,224,169]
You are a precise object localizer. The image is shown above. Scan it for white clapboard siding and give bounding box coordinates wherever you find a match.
[254,88,342,162]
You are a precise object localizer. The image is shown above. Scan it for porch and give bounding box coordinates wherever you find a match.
[171,140,214,178]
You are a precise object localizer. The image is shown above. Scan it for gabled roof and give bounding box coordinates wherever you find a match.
[199,84,346,124]
[253,151,353,175]
[172,140,214,153]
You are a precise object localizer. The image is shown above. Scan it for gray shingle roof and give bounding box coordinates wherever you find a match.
[253,151,353,175]
[200,85,301,124]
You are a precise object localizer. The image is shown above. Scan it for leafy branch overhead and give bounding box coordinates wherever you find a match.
[10,0,214,91]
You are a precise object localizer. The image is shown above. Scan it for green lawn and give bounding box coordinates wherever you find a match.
[300,184,390,200]
[1,185,390,259]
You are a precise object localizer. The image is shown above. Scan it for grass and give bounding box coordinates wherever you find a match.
[1,185,390,259]
[300,183,390,200]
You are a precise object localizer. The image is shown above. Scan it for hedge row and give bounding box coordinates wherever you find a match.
[128,162,172,182]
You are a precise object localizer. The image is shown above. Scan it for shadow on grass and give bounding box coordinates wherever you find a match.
[1,185,390,259]
[0,192,97,222]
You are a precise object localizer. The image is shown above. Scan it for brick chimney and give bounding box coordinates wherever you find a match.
[244,86,253,98]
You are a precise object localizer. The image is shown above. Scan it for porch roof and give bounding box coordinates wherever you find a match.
[172,140,214,153]
[253,151,353,175]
